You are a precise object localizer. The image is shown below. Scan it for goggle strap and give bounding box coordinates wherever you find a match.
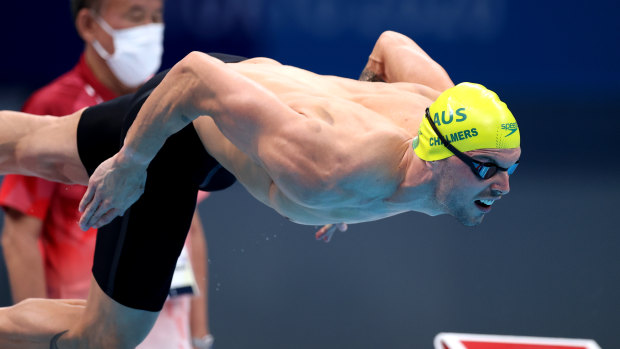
[424,109,481,175]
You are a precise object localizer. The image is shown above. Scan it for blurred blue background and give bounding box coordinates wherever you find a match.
[1,0,619,348]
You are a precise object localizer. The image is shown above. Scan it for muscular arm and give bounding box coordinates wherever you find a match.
[79,52,302,228]
[0,208,46,302]
[360,31,454,91]
[120,52,297,166]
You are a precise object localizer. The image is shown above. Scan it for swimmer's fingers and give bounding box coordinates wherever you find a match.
[92,208,122,229]
[79,153,147,229]
[78,188,102,230]
[79,173,114,230]
[82,199,114,229]
[85,194,125,229]
[315,224,336,243]
[315,224,332,242]
[79,159,111,229]
[78,182,95,214]
[79,175,116,230]
[315,223,348,243]
[86,177,143,228]
[78,194,102,230]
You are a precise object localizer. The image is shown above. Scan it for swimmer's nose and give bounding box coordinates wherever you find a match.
[490,171,510,196]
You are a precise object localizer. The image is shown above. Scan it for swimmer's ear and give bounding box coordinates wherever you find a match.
[74,8,98,43]
[424,159,444,175]
[426,159,453,176]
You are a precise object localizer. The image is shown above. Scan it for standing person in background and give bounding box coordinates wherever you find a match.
[0,0,214,347]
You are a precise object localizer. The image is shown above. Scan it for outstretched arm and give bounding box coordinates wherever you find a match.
[360,31,454,91]
[79,52,300,229]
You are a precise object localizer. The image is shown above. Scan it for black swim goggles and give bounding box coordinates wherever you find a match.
[424,108,519,180]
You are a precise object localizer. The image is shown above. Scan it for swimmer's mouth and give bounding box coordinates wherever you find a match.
[475,199,495,211]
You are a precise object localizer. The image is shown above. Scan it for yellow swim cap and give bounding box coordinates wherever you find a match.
[412,82,520,161]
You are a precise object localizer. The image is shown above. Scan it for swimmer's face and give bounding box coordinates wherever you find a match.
[433,147,521,226]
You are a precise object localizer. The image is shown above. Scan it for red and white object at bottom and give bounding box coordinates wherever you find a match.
[434,333,601,349]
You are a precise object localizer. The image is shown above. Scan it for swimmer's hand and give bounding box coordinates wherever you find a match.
[78,152,148,230]
[315,223,348,243]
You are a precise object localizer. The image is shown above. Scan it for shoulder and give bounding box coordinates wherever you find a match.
[389,82,443,100]
[238,57,282,66]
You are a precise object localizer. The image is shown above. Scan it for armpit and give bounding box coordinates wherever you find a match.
[359,68,386,82]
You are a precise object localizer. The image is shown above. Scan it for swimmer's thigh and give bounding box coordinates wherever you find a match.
[67,276,157,348]
[91,125,205,312]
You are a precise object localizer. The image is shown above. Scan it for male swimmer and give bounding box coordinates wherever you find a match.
[0,30,520,348]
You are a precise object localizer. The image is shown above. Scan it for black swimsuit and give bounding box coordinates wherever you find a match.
[76,53,245,311]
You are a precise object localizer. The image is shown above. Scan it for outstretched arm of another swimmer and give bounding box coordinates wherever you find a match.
[79,52,301,229]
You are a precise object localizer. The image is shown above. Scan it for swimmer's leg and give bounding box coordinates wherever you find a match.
[57,276,158,349]
[64,121,203,348]
[0,275,158,348]
[0,278,158,348]
[0,110,89,185]
[0,112,203,349]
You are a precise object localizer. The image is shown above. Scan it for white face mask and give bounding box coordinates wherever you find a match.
[92,15,164,88]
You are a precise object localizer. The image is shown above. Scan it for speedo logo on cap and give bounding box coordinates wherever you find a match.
[501,123,518,137]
